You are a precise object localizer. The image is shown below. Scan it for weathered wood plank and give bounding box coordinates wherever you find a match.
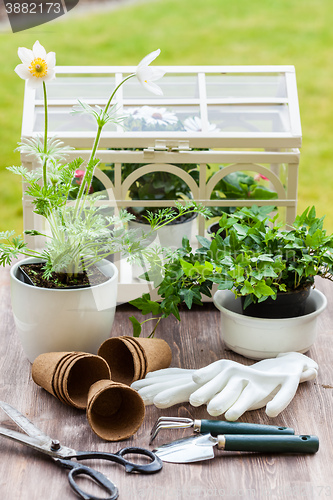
[0,266,332,499]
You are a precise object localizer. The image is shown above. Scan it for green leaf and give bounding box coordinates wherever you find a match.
[129,294,161,315]
[180,259,195,277]
[305,229,324,248]
[181,236,192,252]
[129,316,142,337]
[161,296,181,321]
[253,281,275,298]
[308,205,316,221]
[180,289,194,309]
[196,235,211,249]
[240,280,255,295]
[228,265,244,280]
[243,294,254,310]
[213,278,234,290]
[233,223,248,237]
[158,283,175,299]
[249,186,278,200]
[0,230,15,240]
[256,254,274,262]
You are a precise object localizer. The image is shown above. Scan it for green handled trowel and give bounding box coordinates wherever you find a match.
[154,433,319,463]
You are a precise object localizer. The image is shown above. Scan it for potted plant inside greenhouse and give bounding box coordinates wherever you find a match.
[130,205,333,358]
[0,42,209,363]
[206,170,278,237]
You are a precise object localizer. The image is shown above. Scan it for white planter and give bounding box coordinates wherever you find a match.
[128,216,196,280]
[129,215,195,248]
[213,288,327,360]
[10,258,118,363]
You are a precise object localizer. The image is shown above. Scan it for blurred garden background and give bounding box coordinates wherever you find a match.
[0,0,332,233]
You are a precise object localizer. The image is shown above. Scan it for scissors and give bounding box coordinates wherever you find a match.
[0,400,162,500]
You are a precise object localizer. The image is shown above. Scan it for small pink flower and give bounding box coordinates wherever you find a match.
[74,169,93,193]
[75,169,85,180]
[254,173,269,182]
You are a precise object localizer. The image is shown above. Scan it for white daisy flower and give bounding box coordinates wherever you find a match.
[136,49,165,96]
[14,40,56,89]
[183,116,220,132]
[129,106,178,126]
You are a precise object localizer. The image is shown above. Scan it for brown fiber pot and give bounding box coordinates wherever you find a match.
[87,379,145,441]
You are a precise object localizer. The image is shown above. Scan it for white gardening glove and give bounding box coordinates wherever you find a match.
[131,353,318,419]
[190,352,318,420]
[131,368,199,407]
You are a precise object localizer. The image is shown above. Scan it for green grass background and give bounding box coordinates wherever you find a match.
[1,0,333,233]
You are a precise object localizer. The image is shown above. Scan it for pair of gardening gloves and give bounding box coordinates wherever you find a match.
[131,352,318,420]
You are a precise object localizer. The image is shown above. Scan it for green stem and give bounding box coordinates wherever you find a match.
[152,207,196,231]
[103,73,135,124]
[75,73,135,214]
[148,316,162,338]
[42,81,48,187]
[76,124,102,205]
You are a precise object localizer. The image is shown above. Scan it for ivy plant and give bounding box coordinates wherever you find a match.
[130,205,333,335]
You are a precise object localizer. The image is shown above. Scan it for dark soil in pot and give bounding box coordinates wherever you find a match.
[18,262,110,289]
[241,285,312,319]
[207,222,226,240]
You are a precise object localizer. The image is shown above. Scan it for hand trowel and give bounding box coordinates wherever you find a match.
[154,433,319,463]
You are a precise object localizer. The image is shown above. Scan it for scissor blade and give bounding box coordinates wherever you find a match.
[0,401,47,440]
[0,425,76,458]
[0,401,76,459]
[0,425,54,454]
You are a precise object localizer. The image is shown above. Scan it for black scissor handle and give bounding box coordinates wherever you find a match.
[56,458,118,500]
[114,447,163,473]
[74,447,163,474]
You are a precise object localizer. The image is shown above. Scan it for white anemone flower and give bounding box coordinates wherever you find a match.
[128,106,178,126]
[14,40,56,89]
[184,116,220,133]
[136,49,165,96]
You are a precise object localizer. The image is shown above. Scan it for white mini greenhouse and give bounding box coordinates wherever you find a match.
[20,65,302,301]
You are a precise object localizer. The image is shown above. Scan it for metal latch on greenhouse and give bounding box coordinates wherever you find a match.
[144,140,191,158]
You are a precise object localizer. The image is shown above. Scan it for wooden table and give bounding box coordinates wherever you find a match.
[1,264,333,500]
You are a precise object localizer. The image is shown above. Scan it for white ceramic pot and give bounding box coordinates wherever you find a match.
[128,215,196,280]
[10,258,118,363]
[213,288,327,360]
[129,215,196,248]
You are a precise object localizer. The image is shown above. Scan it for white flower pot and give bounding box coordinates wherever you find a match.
[128,215,196,280]
[129,215,196,248]
[10,258,118,363]
[213,288,327,360]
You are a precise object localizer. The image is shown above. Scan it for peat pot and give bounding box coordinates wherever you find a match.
[213,288,327,360]
[10,258,118,363]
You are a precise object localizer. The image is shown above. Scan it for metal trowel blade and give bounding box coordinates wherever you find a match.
[153,434,215,463]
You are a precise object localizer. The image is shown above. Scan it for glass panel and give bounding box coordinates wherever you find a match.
[35,76,116,100]
[33,108,117,133]
[207,167,278,218]
[122,105,200,132]
[122,74,200,99]
[206,74,287,99]
[29,69,298,144]
[207,104,291,133]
